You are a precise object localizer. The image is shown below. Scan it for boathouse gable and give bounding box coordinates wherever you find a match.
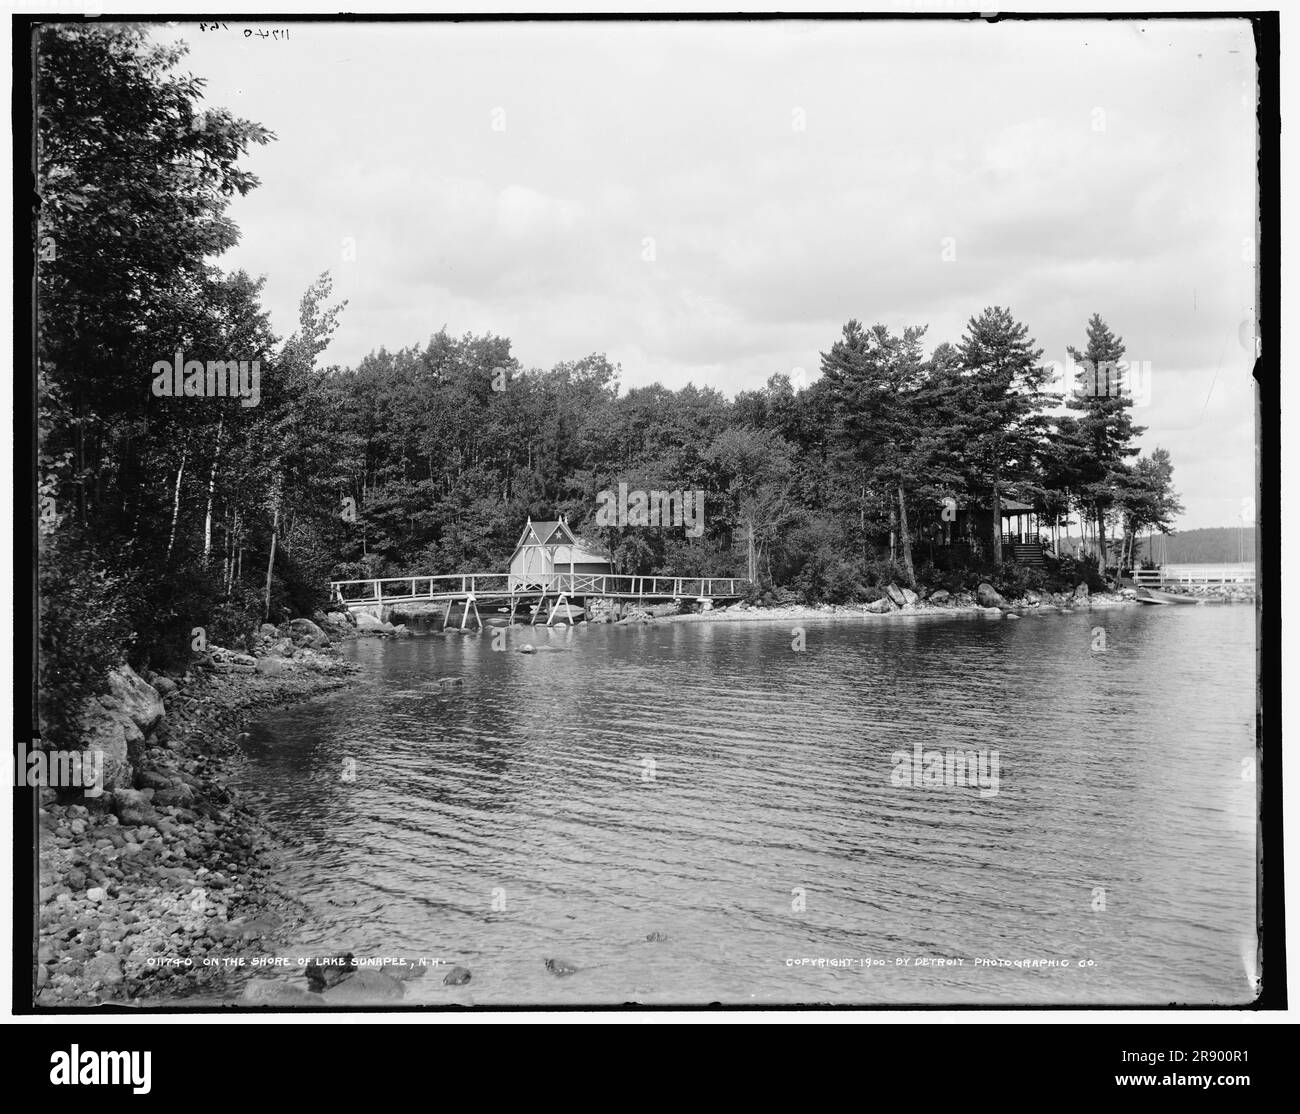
[508,516,611,590]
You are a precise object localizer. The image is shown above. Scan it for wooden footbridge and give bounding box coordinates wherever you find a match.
[328,572,750,630]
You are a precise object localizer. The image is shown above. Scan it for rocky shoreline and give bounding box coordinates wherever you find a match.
[613,578,1253,626]
[608,580,1140,626]
[34,613,372,1007]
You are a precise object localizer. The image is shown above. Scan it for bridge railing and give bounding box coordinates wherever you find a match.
[329,574,510,603]
[509,573,746,598]
[329,572,750,603]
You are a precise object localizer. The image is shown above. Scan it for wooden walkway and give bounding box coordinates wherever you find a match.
[328,572,749,629]
[1134,565,1256,588]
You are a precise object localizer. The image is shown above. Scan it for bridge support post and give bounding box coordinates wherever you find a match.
[547,594,576,626]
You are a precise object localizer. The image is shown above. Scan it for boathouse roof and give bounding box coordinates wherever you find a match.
[513,517,610,565]
[516,519,576,549]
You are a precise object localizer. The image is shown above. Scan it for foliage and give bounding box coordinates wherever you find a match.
[37,531,136,747]
[989,563,1050,599]
[1043,555,1108,594]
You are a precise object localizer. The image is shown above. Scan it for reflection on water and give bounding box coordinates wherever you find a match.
[228,606,1258,1005]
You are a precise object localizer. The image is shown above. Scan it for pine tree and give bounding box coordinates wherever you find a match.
[953,307,1053,566]
[1065,314,1147,572]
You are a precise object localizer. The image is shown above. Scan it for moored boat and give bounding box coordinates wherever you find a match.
[1135,586,1201,605]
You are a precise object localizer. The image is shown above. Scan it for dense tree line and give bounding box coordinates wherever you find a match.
[35,26,1182,742]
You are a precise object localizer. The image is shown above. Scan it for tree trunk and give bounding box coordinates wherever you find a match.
[897,481,915,585]
[747,520,756,582]
[228,509,240,595]
[166,449,187,561]
[991,479,1003,566]
[1096,503,1107,574]
[202,417,224,563]
[264,494,280,620]
[76,391,88,526]
[222,506,232,594]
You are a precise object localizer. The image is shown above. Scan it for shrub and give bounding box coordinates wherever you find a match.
[38,530,136,747]
[1045,555,1107,594]
[912,561,964,594]
[991,564,1049,599]
[860,557,912,588]
[126,556,247,672]
[825,560,868,604]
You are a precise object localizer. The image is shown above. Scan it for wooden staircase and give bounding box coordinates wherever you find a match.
[1010,542,1046,568]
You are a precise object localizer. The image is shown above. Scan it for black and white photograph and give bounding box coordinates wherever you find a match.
[20,8,1276,1024]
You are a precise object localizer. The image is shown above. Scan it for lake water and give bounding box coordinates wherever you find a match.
[230,605,1258,1006]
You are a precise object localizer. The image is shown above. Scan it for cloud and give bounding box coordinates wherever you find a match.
[159,18,1257,526]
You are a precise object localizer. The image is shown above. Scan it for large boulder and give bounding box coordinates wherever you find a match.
[153,781,195,808]
[929,589,950,605]
[106,664,165,735]
[900,587,919,607]
[1074,582,1091,600]
[289,618,328,647]
[862,597,894,614]
[134,769,173,792]
[72,702,133,791]
[212,647,257,667]
[443,966,472,986]
[243,980,321,1006]
[885,583,907,608]
[320,969,405,1004]
[110,787,157,826]
[976,582,1007,609]
[83,954,124,987]
[355,612,395,634]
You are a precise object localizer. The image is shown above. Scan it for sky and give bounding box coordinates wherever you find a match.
[151,17,1258,529]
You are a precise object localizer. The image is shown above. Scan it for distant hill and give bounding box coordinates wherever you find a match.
[1138,527,1255,564]
[1053,527,1256,564]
